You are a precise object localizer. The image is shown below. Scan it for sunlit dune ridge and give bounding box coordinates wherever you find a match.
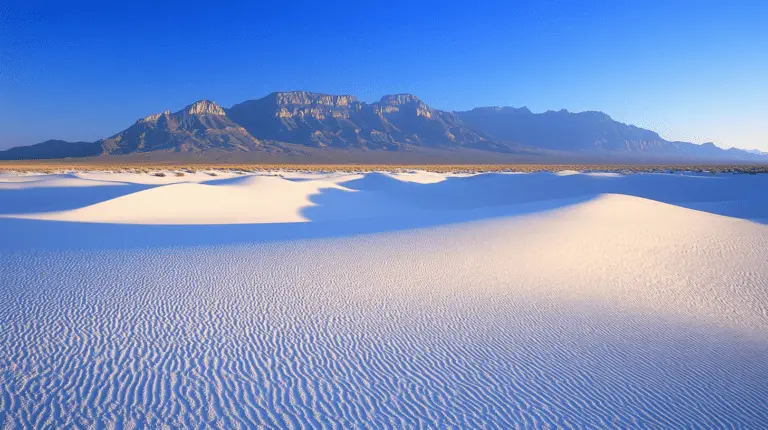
[1,169,766,224]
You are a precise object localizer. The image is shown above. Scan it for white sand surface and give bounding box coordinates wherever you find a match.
[0,170,766,427]
[14,176,353,224]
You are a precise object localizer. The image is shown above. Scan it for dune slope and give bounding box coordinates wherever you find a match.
[0,171,766,427]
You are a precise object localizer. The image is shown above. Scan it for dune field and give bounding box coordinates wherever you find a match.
[0,169,767,427]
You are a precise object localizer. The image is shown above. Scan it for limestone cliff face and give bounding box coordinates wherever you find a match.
[378,94,422,105]
[268,92,359,123]
[272,91,358,107]
[100,100,259,154]
[376,94,432,117]
[227,91,495,150]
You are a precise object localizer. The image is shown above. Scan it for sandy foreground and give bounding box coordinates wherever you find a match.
[0,170,767,427]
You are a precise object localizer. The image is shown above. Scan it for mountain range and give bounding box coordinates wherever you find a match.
[2,91,765,162]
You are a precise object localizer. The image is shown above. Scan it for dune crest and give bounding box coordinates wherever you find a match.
[3,170,766,225]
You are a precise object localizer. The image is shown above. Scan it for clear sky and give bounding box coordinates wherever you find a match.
[1,0,766,150]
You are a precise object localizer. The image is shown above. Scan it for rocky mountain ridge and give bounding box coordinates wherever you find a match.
[99,100,260,154]
[1,91,765,162]
[225,92,499,151]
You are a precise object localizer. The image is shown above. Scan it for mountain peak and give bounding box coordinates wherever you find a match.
[378,94,422,105]
[184,100,225,116]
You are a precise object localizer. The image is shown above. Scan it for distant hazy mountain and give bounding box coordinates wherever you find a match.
[456,106,762,159]
[1,92,765,162]
[0,140,101,160]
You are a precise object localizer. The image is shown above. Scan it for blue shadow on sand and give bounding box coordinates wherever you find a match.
[0,195,595,251]
[0,183,153,214]
[1,172,766,251]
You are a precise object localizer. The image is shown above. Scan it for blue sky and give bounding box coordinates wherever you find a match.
[1,0,766,150]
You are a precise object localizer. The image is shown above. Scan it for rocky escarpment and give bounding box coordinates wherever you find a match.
[273,92,358,108]
[376,94,432,117]
[226,91,500,150]
[100,100,260,154]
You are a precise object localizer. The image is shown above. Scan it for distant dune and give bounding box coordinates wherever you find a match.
[1,170,767,427]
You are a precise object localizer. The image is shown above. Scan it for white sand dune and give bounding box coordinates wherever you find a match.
[0,174,123,189]
[74,170,247,184]
[0,170,767,427]
[17,176,352,224]
[4,170,767,225]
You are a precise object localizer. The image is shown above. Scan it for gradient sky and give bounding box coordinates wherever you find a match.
[1,0,766,150]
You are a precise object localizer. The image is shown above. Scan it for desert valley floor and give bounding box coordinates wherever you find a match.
[0,169,767,428]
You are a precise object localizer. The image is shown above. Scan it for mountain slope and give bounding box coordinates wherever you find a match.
[0,140,102,160]
[100,100,262,154]
[456,107,764,160]
[226,91,511,151]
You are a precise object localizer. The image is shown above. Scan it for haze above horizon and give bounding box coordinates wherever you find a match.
[1,0,766,151]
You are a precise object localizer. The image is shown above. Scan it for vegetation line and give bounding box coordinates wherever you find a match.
[0,162,767,174]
